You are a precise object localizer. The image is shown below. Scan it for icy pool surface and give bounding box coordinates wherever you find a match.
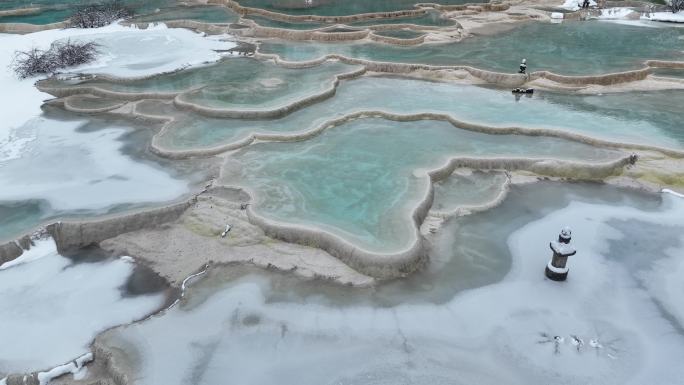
[99,184,684,385]
[0,239,166,376]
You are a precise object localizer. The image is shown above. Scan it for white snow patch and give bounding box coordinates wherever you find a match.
[104,194,684,385]
[643,11,684,23]
[36,352,93,385]
[597,7,636,20]
[551,12,564,19]
[0,237,55,271]
[560,0,596,11]
[663,188,684,198]
[0,245,164,375]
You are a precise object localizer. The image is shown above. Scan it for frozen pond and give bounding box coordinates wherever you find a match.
[98,183,684,385]
[0,239,167,376]
[0,111,195,242]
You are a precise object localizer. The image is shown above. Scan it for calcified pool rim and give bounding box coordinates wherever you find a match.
[254,49,684,88]
[38,62,367,120]
[211,0,506,24]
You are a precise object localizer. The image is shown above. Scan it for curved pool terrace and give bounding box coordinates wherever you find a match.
[228,116,622,253]
[148,77,684,153]
[233,0,485,16]
[42,57,363,115]
[260,20,684,75]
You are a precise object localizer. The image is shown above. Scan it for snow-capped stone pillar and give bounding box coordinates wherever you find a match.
[545,227,576,281]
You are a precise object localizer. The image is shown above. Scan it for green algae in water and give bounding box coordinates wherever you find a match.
[157,77,684,151]
[236,0,483,16]
[260,21,684,74]
[232,117,620,252]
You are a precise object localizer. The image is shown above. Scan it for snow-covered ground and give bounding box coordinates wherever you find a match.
[0,23,235,163]
[101,191,684,385]
[0,238,165,376]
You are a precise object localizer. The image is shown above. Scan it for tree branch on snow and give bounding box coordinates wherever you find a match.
[10,40,99,79]
[69,1,133,28]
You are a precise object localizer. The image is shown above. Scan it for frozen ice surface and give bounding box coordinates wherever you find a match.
[65,25,236,78]
[0,23,234,162]
[101,187,684,385]
[0,117,187,211]
[0,239,165,376]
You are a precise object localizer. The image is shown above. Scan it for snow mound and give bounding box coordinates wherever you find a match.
[642,11,684,23]
[597,7,636,19]
[560,0,597,11]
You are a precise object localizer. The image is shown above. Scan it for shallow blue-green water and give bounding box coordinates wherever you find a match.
[48,57,359,110]
[230,117,620,252]
[236,0,483,16]
[159,77,684,151]
[245,9,455,29]
[260,21,684,74]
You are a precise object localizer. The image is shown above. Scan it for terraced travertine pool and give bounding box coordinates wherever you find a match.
[261,20,684,74]
[0,0,177,24]
[229,117,620,252]
[245,9,456,29]
[2,4,684,385]
[236,0,485,16]
[147,77,684,151]
[45,57,360,111]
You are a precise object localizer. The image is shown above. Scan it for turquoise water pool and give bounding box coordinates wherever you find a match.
[157,77,684,151]
[236,0,484,16]
[230,117,620,252]
[260,21,684,74]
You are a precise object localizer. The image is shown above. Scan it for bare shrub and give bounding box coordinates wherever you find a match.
[69,1,133,28]
[11,40,99,79]
[668,0,684,12]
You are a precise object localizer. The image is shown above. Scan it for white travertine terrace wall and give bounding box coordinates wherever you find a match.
[0,20,68,33]
[46,200,195,252]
